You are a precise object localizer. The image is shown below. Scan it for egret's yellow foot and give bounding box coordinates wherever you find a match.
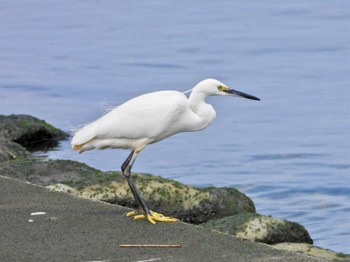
[124,210,177,224]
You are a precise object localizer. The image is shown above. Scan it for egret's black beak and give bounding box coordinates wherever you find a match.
[224,89,260,101]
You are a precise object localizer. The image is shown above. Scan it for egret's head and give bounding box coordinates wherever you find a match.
[195,78,260,100]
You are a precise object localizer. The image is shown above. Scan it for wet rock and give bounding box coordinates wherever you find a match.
[0,158,104,186]
[201,213,313,245]
[272,243,350,261]
[77,177,255,224]
[0,158,255,224]
[0,138,30,162]
[0,114,68,147]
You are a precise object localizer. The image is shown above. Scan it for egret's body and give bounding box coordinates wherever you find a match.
[72,89,217,152]
[72,79,260,224]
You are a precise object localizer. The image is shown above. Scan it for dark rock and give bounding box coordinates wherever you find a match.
[0,114,68,147]
[0,158,108,186]
[0,138,30,162]
[201,213,313,245]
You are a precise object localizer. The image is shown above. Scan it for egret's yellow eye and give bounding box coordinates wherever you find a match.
[217,85,224,91]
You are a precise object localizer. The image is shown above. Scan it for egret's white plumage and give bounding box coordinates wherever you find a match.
[71,78,260,224]
[72,79,229,152]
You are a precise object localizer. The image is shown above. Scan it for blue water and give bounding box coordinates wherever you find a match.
[1,0,349,254]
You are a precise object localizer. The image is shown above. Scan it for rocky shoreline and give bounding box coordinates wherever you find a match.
[0,114,348,261]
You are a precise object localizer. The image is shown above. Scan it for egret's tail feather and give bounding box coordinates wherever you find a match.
[72,144,83,151]
[71,122,98,153]
[71,137,96,153]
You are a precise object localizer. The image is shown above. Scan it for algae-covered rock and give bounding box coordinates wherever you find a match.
[76,176,255,224]
[0,138,30,162]
[0,157,255,224]
[0,158,110,186]
[119,174,255,223]
[0,114,68,146]
[273,243,350,261]
[0,114,68,162]
[201,213,313,245]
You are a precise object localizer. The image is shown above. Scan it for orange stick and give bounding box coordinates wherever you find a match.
[119,244,181,248]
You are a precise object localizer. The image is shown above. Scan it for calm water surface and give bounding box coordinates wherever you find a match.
[0,0,349,253]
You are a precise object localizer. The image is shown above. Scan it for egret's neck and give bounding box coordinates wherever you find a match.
[188,88,216,128]
[188,89,208,112]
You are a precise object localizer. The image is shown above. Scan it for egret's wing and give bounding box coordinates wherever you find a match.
[71,91,190,147]
[96,91,189,139]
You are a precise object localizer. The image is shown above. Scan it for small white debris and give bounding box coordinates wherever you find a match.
[28,219,34,223]
[136,259,161,262]
[30,212,46,216]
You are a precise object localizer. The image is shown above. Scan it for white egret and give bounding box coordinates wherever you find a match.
[71,78,260,224]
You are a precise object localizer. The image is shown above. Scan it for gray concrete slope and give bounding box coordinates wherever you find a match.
[0,176,324,262]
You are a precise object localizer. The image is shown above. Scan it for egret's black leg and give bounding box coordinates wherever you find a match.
[120,150,177,224]
[121,150,150,215]
[121,150,134,173]
[127,178,150,214]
